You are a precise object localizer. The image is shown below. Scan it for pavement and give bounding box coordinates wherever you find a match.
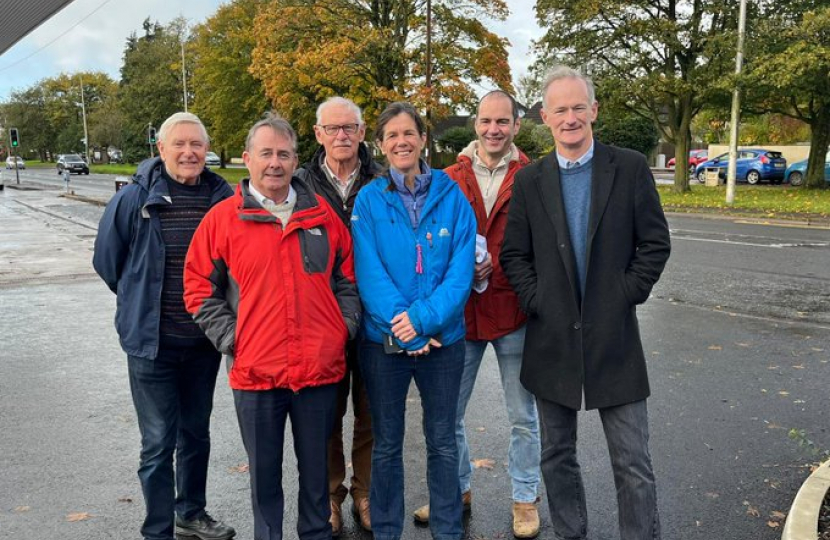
[1,183,829,540]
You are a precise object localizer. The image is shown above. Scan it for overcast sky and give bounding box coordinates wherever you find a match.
[0,0,544,103]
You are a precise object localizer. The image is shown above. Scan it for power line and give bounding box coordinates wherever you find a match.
[0,0,116,75]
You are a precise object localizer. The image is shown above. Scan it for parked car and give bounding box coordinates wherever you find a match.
[5,156,25,169]
[205,151,221,167]
[784,150,830,186]
[57,154,89,175]
[694,149,787,185]
[667,149,708,170]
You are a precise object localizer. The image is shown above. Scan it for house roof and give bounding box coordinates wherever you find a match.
[0,0,75,55]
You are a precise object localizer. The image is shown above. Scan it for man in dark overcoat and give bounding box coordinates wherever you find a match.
[500,65,671,540]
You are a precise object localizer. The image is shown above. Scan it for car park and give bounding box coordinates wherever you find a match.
[5,156,25,169]
[205,151,221,167]
[784,150,830,186]
[57,154,89,175]
[667,149,708,170]
[694,149,787,185]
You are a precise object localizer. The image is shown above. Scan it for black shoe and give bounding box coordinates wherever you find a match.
[175,512,236,540]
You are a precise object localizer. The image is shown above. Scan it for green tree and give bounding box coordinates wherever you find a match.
[595,113,660,159]
[250,0,514,144]
[743,3,830,189]
[532,0,740,192]
[437,126,475,153]
[2,87,51,161]
[119,18,188,162]
[190,0,269,162]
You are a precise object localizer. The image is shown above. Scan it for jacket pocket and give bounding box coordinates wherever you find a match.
[298,226,330,273]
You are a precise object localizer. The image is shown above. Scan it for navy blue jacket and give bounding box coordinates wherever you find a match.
[93,157,233,359]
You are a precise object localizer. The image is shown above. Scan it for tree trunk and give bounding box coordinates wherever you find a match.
[806,105,829,190]
[673,100,693,193]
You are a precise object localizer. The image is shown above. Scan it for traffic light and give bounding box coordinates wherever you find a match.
[148,127,157,144]
[10,128,19,147]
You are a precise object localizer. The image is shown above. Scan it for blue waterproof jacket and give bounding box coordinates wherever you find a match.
[351,168,476,351]
[92,157,233,359]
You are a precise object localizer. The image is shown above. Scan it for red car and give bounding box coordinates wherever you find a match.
[667,149,708,170]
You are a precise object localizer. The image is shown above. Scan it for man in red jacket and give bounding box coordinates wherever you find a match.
[184,113,360,540]
[412,91,542,538]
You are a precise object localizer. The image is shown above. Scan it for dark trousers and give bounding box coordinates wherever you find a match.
[328,340,373,505]
[234,384,338,540]
[536,398,661,540]
[128,345,221,540]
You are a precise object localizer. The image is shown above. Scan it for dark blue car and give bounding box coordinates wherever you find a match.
[694,149,787,185]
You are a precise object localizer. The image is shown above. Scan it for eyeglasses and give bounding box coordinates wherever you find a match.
[317,123,360,136]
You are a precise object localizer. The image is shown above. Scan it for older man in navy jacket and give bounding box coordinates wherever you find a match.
[93,112,235,540]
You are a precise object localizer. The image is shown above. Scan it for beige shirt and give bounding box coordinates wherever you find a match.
[460,140,517,217]
[320,155,360,202]
[248,181,297,226]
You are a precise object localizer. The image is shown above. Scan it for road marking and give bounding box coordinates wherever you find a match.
[670,236,828,248]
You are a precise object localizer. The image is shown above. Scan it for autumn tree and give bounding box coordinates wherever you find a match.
[190,0,269,162]
[119,18,188,162]
[250,0,514,143]
[742,3,830,189]
[532,0,740,192]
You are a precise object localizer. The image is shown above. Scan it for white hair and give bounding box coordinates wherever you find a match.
[157,112,210,144]
[316,97,364,125]
[541,65,596,109]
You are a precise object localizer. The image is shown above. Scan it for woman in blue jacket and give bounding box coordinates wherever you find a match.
[351,102,476,540]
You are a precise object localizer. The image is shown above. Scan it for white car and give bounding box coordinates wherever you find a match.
[205,151,221,167]
[5,156,25,169]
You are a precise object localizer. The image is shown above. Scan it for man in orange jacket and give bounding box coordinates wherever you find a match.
[412,91,542,538]
[184,113,360,540]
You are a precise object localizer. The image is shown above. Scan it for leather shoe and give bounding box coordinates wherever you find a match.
[353,497,372,531]
[175,512,235,540]
[413,490,471,523]
[512,501,540,539]
[330,500,343,537]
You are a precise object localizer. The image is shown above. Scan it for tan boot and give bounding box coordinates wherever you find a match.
[330,500,343,537]
[512,501,540,539]
[412,490,472,523]
[353,497,372,531]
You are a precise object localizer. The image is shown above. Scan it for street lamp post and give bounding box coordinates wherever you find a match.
[726,0,748,205]
[79,79,90,165]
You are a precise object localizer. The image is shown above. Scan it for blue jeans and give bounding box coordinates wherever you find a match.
[127,345,221,540]
[456,326,540,502]
[360,340,465,540]
[233,384,338,540]
[536,398,661,540]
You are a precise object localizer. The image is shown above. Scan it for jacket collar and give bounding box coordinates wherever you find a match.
[237,176,323,225]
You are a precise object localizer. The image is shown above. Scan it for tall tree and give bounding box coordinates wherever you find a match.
[190,0,269,161]
[743,3,830,189]
[532,0,739,192]
[249,0,514,141]
[3,87,51,161]
[119,18,187,162]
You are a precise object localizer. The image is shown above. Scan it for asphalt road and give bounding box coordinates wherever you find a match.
[0,186,828,540]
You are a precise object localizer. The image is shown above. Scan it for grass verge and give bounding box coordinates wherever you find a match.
[658,184,830,219]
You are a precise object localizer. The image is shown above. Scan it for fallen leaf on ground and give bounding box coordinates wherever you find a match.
[705,492,719,499]
[770,510,786,520]
[767,520,780,528]
[117,497,133,503]
[14,506,30,513]
[472,458,495,470]
[66,512,92,522]
[475,427,486,433]
[228,463,249,473]
[736,342,750,347]
[746,506,760,517]
[708,345,722,350]
[778,391,790,396]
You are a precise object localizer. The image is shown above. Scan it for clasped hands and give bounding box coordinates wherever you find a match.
[391,311,441,356]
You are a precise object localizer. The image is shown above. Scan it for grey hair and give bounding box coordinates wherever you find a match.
[316,97,364,125]
[245,112,298,152]
[541,65,596,109]
[157,112,209,144]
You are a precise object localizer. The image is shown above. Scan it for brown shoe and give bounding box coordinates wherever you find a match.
[330,500,343,537]
[352,497,372,531]
[512,501,540,539]
[412,490,472,523]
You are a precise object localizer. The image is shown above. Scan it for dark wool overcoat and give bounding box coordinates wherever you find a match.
[500,140,671,410]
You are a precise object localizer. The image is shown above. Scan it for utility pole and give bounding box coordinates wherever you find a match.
[726,0,748,205]
[79,78,90,165]
[425,0,432,166]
